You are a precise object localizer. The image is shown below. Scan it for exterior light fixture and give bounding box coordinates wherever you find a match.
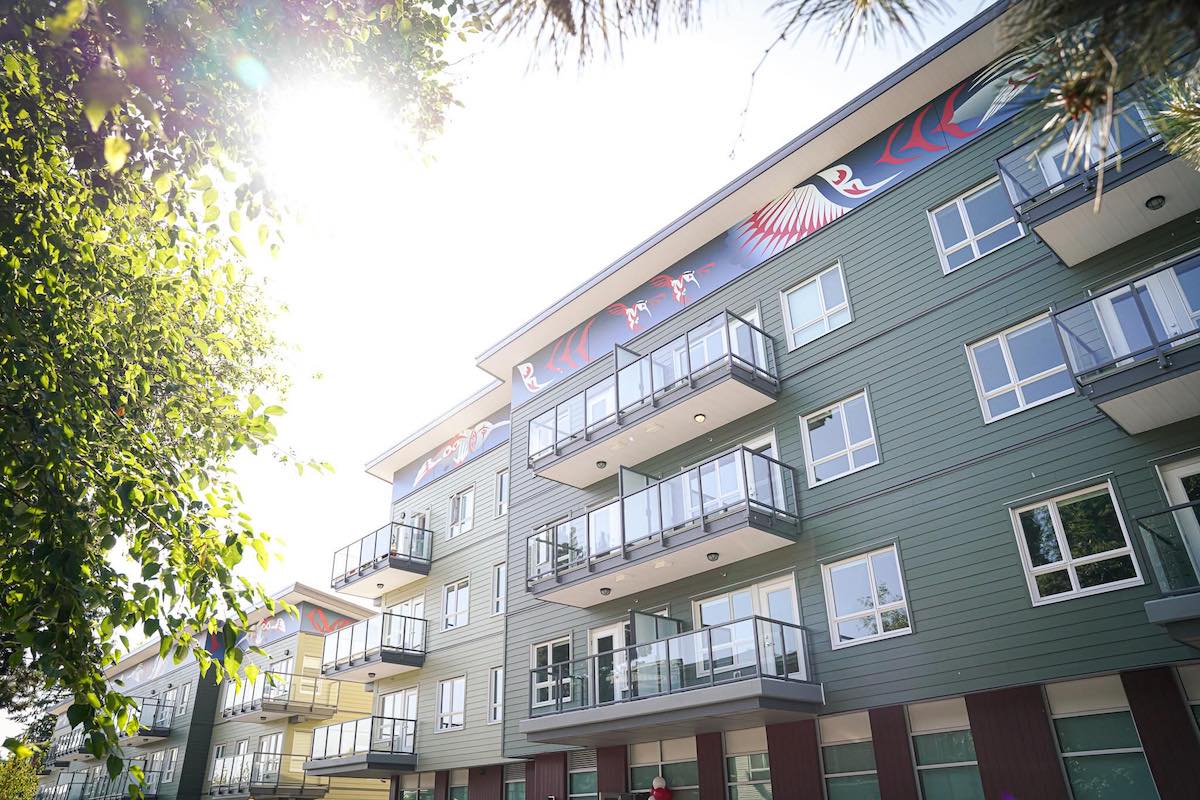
[1146,195,1166,210]
[376,583,385,590]
[600,587,612,596]
[694,413,707,423]
[596,460,608,469]
[706,552,720,562]
[368,672,376,679]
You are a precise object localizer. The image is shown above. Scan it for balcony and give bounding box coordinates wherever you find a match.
[48,729,92,764]
[208,752,329,799]
[36,778,85,800]
[518,615,823,747]
[117,697,174,747]
[82,771,160,800]
[303,716,417,778]
[527,311,780,489]
[997,93,1200,266]
[330,522,432,599]
[1050,252,1200,433]
[321,613,426,682]
[221,671,341,722]
[1137,499,1200,649]
[526,447,801,607]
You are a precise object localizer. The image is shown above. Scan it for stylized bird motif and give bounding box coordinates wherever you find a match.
[816,164,898,198]
[517,362,550,394]
[607,299,653,332]
[650,269,702,304]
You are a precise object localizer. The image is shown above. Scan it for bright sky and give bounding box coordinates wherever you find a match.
[5,0,989,746]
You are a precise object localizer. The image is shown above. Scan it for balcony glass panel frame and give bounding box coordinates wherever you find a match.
[1137,499,1200,596]
[209,751,329,794]
[527,310,779,465]
[526,446,800,586]
[126,696,175,735]
[527,615,813,717]
[330,522,433,588]
[82,770,161,800]
[321,613,427,673]
[308,715,418,760]
[220,671,341,718]
[49,728,88,760]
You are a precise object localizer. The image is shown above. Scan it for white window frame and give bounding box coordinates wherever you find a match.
[448,487,475,538]
[821,545,913,650]
[488,666,504,724]
[1010,482,1143,606]
[799,390,880,488]
[928,177,1025,274]
[966,313,1074,423]
[442,577,471,630]
[162,746,179,783]
[531,637,572,709]
[496,470,509,517]
[779,262,853,351]
[492,563,507,616]
[436,676,466,732]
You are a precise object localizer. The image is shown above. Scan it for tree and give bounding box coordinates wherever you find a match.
[0,0,483,783]
[488,0,1200,169]
[0,755,38,800]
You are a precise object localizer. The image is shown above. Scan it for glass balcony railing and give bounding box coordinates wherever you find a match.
[210,751,329,794]
[48,729,87,760]
[36,779,86,800]
[526,446,800,585]
[1050,252,1200,384]
[527,310,778,464]
[529,615,812,717]
[1137,500,1200,596]
[221,671,340,717]
[330,522,433,588]
[309,716,417,761]
[997,93,1162,213]
[125,697,174,735]
[82,771,160,800]
[322,613,426,672]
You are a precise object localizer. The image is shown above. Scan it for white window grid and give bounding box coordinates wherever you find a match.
[496,471,510,517]
[488,666,504,724]
[443,577,471,630]
[531,638,571,708]
[449,488,475,538]
[928,177,1025,273]
[779,262,853,351]
[436,676,466,731]
[492,563,507,615]
[821,545,912,650]
[1009,482,1143,606]
[819,736,878,785]
[162,747,178,783]
[966,314,1073,423]
[799,391,880,488]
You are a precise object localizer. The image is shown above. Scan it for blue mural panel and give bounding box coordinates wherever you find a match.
[390,405,511,503]
[511,62,1035,407]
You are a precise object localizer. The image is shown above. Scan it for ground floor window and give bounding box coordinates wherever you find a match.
[504,782,524,800]
[907,697,983,800]
[819,712,879,800]
[630,739,699,800]
[399,772,436,800]
[569,770,597,800]
[726,753,770,800]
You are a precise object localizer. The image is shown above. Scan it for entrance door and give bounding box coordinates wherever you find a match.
[380,688,418,751]
[744,434,786,511]
[757,579,803,679]
[1160,456,1200,581]
[731,307,769,369]
[257,733,282,782]
[389,596,425,650]
[1096,261,1200,361]
[590,624,627,705]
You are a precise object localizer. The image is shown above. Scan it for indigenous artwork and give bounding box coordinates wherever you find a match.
[511,60,1035,407]
[391,405,511,502]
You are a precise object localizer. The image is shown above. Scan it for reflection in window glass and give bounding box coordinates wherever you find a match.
[801,392,879,486]
[823,546,911,648]
[968,316,1073,422]
[781,263,853,349]
[929,179,1024,273]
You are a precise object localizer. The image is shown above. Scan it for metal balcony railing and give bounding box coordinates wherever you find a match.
[526,446,800,585]
[308,715,418,760]
[527,310,779,465]
[321,613,426,673]
[1137,499,1200,596]
[1049,252,1200,385]
[996,91,1161,213]
[48,729,87,760]
[528,615,813,717]
[330,522,433,588]
[221,671,340,717]
[82,771,161,800]
[36,778,86,800]
[209,751,329,796]
[126,696,174,735]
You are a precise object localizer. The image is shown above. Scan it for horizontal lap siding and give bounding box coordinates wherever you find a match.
[501,108,1200,757]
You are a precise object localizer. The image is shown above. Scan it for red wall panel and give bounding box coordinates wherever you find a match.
[696,732,725,800]
[468,765,505,800]
[1122,667,1200,800]
[869,706,919,800]
[529,752,567,800]
[597,745,629,795]
[765,720,824,800]
[966,685,1068,800]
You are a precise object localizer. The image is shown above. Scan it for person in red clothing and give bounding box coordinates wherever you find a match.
[650,777,672,800]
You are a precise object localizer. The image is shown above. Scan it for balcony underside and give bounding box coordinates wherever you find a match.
[1145,592,1200,650]
[531,511,797,608]
[303,752,418,779]
[224,700,338,723]
[117,727,170,748]
[323,650,425,683]
[1027,153,1200,266]
[58,751,93,764]
[209,783,329,799]
[534,369,778,489]
[333,557,430,599]
[519,677,825,747]
[1084,343,1200,433]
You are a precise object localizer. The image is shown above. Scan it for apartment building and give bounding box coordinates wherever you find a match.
[305,395,516,799]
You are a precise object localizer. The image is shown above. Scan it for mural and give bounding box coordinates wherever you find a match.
[391,405,511,503]
[511,60,1036,407]
[203,601,357,662]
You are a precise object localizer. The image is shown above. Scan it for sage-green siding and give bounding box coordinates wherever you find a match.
[499,107,1200,757]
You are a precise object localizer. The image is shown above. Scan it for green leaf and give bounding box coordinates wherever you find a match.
[228,209,242,232]
[229,236,246,257]
[104,136,131,173]
[79,69,126,132]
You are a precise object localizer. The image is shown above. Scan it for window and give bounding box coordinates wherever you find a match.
[504,781,525,800]
[443,578,470,629]
[496,470,510,516]
[532,637,572,708]
[162,747,179,783]
[569,770,598,800]
[693,578,800,677]
[449,488,475,538]
[1047,676,1158,800]
[400,773,437,800]
[725,729,771,800]
[908,698,983,800]
[259,732,282,753]
[820,713,879,800]
[1181,665,1200,730]
[175,683,189,714]
[489,666,504,724]
[779,263,852,350]
[822,545,911,649]
[450,770,469,800]
[436,676,466,731]
[799,391,879,486]
[451,789,468,800]
[212,743,225,766]
[928,178,1024,273]
[967,315,1073,422]
[629,739,699,800]
[492,563,507,615]
[1011,483,1142,605]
